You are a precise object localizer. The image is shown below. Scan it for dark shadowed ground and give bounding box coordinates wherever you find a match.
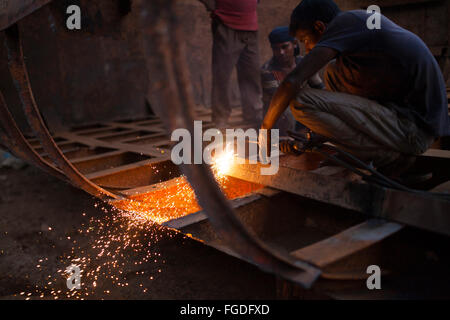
[0,165,275,300]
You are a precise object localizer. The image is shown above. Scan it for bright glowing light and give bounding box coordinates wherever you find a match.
[213,144,235,177]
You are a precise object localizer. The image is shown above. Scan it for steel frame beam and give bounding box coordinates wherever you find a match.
[228,159,450,236]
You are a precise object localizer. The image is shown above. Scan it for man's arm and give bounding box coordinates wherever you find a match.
[261,46,338,130]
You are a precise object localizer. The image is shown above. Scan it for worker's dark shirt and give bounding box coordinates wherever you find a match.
[316,10,450,137]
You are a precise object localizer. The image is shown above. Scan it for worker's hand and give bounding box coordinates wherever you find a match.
[258,129,271,164]
[279,139,295,154]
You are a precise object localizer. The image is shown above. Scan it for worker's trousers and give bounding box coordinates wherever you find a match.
[290,88,435,166]
[211,20,262,124]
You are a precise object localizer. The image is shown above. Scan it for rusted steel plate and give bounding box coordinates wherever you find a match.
[4,24,118,200]
[0,0,52,31]
[0,90,67,181]
[70,150,149,175]
[228,158,450,236]
[378,190,450,236]
[228,158,374,213]
[86,159,179,190]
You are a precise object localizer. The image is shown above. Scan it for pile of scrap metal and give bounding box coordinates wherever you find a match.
[0,1,449,298]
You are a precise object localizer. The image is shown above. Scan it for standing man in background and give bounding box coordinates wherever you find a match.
[200,0,262,129]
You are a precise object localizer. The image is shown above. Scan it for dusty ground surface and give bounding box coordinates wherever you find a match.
[0,165,275,300]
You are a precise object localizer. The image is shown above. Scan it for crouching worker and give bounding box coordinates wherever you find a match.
[260,0,450,176]
[261,26,324,136]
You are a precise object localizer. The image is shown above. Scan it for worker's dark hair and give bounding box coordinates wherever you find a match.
[289,0,341,34]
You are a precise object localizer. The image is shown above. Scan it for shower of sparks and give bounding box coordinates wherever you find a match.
[113,176,262,224]
[112,146,262,224]
[16,146,262,300]
[17,204,177,300]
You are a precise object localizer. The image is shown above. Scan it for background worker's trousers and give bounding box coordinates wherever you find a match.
[211,20,262,125]
[290,88,435,167]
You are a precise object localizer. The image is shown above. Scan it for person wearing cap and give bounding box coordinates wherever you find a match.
[259,0,449,176]
[261,26,324,136]
[199,0,263,128]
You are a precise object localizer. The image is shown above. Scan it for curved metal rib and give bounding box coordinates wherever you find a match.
[0,91,68,182]
[3,24,119,201]
[137,0,321,287]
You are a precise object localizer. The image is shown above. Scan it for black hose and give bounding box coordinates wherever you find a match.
[286,130,450,201]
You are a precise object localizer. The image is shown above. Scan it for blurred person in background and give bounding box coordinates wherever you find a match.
[261,26,324,136]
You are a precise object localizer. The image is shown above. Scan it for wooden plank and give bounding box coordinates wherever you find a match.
[291,220,403,268]
[422,149,450,159]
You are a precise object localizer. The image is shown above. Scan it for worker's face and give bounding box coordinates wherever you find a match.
[271,41,296,66]
[293,21,327,53]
